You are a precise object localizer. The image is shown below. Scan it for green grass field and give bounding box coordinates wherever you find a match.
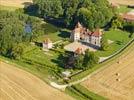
[65,84,106,100]
[97,29,133,57]
[0,5,18,11]
[37,29,70,42]
[22,47,59,68]
[19,42,68,83]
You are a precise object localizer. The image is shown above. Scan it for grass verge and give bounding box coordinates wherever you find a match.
[0,5,18,11]
[65,84,106,100]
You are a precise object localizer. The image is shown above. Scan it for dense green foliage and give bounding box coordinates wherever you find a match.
[110,15,134,36]
[0,10,44,59]
[111,15,123,29]
[83,49,99,69]
[74,49,99,70]
[33,0,114,30]
[74,54,84,69]
[33,0,63,18]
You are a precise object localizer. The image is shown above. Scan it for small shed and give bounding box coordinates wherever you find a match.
[43,38,53,50]
[62,71,71,77]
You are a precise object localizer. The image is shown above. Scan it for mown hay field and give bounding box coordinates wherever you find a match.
[82,43,134,100]
[108,0,134,5]
[0,61,73,100]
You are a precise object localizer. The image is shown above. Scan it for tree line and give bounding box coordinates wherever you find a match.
[32,0,114,30]
[0,10,44,59]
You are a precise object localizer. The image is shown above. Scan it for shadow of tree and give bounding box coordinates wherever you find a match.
[44,17,66,28]
[116,40,123,45]
[34,42,42,47]
[58,30,70,38]
[51,51,74,69]
[51,54,65,68]
[23,3,39,16]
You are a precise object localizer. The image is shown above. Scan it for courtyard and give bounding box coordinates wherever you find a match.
[64,42,97,53]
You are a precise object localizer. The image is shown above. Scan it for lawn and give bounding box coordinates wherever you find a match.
[65,84,106,100]
[19,41,69,83]
[96,29,133,57]
[37,28,70,42]
[22,47,59,68]
[0,5,18,11]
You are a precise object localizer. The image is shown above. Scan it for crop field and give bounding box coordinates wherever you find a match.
[0,61,73,100]
[0,0,33,8]
[108,0,134,5]
[82,43,134,100]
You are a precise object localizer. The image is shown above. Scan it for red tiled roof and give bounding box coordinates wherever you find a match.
[75,48,82,54]
[92,29,102,37]
[72,22,102,37]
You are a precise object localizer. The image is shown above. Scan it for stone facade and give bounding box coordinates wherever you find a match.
[70,22,103,47]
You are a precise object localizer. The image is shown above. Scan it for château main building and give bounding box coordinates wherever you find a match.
[70,22,103,47]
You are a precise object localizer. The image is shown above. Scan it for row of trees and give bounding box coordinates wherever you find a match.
[0,10,44,59]
[63,49,99,70]
[32,0,114,30]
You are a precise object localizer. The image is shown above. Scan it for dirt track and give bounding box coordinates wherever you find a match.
[108,0,134,5]
[82,44,134,100]
[0,61,73,100]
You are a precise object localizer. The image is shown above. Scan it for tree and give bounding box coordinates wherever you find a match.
[78,8,94,30]
[0,10,44,57]
[83,49,99,69]
[101,36,109,51]
[111,16,123,29]
[33,0,63,18]
[62,0,80,26]
[123,22,134,37]
[74,54,84,69]
[33,0,114,29]
[10,44,24,59]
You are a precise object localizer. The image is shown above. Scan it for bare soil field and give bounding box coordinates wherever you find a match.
[0,0,33,8]
[82,44,134,100]
[108,0,134,5]
[0,61,73,100]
